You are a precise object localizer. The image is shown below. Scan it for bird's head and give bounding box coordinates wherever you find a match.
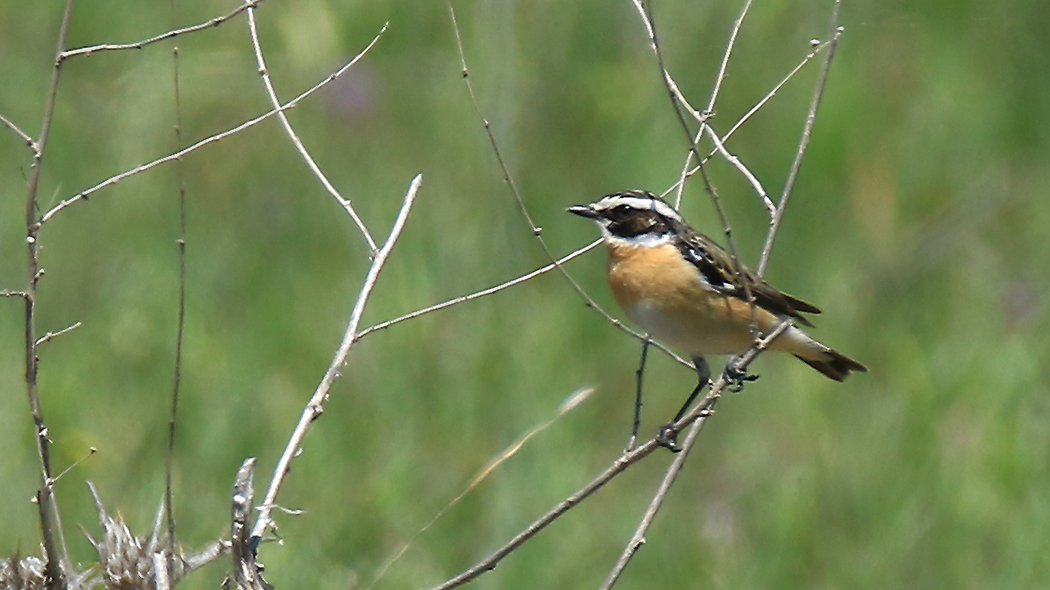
[568,190,684,245]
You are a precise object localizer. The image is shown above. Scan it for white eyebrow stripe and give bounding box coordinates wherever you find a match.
[594,194,683,222]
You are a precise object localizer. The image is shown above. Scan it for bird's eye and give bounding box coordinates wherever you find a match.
[611,205,633,216]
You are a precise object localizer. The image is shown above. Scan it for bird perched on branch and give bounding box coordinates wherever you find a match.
[569,190,865,448]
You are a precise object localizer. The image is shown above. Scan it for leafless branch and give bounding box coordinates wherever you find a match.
[58,0,267,61]
[429,321,787,590]
[39,24,389,225]
[34,321,81,347]
[250,174,423,541]
[758,2,842,276]
[356,240,599,340]
[367,387,595,590]
[229,459,271,590]
[0,112,38,155]
[447,3,690,369]
[24,2,77,587]
[245,6,382,254]
[598,321,791,589]
[165,9,189,582]
[673,0,751,208]
[701,123,775,214]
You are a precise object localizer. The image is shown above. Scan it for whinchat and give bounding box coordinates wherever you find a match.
[569,190,866,446]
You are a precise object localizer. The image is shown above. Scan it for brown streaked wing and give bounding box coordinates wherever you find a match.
[672,225,820,327]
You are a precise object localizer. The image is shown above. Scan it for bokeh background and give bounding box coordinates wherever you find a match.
[1,0,1048,588]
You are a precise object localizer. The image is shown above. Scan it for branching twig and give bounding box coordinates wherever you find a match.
[245,6,382,254]
[672,0,751,208]
[428,322,787,590]
[367,387,594,590]
[165,5,189,581]
[598,321,791,589]
[58,0,268,61]
[0,112,38,155]
[250,174,423,541]
[24,2,77,588]
[758,1,842,276]
[34,321,81,347]
[447,3,690,368]
[701,123,775,214]
[665,38,833,201]
[39,24,389,225]
[356,240,600,340]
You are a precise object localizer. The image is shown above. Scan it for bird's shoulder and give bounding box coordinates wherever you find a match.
[671,224,820,325]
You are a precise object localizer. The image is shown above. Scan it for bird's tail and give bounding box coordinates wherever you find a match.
[794,349,867,382]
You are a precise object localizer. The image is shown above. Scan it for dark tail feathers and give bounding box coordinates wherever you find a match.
[794,350,867,382]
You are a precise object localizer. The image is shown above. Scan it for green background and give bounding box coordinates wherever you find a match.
[1,0,1048,588]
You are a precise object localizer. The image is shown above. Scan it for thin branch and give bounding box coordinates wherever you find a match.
[758,2,842,276]
[58,0,267,61]
[165,6,189,582]
[447,3,683,368]
[250,174,423,541]
[701,124,775,214]
[39,23,389,225]
[367,387,594,590]
[598,321,791,589]
[356,240,600,340]
[24,1,77,588]
[245,6,381,254]
[628,0,703,124]
[34,321,81,347]
[429,322,786,590]
[634,0,758,328]
[2,289,30,298]
[0,112,38,155]
[230,458,269,590]
[666,39,832,203]
[671,0,750,207]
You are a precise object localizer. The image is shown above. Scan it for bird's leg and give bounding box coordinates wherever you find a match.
[724,355,760,393]
[657,357,711,452]
[627,339,651,452]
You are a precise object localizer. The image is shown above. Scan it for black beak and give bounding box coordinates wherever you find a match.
[567,204,599,219]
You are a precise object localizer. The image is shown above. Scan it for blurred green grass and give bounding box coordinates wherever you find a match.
[1,0,1049,589]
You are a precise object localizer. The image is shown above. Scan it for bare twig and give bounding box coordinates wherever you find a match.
[701,124,775,214]
[447,3,688,368]
[633,0,746,273]
[165,7,189,582]
[635,0,761,341]
[665,38,833,201]
[356,240,600,340]
[250,174,423,541]
[0,112,38,155]
[34,321,81,346]
[229,459,270,590]
[24,2,77,588]
[367,387,594,590]
[58,0,267,61]
[245,6,382,254]
[758,2,842,276]
[39,24,389,225]
[428,320,786,590]
[2,289,29,298]
[599,322,791,589]
[672,0,751,208]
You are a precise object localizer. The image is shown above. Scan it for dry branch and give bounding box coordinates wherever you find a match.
[39,24,388,225]
[251,174,423,541]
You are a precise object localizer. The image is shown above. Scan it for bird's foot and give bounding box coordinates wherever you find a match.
[656,423,683,453]
[724,361,759,393]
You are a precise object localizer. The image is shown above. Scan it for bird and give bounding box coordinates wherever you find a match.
[568,190,866,448]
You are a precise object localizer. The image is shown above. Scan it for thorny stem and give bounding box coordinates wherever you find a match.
[25,1,77,588]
